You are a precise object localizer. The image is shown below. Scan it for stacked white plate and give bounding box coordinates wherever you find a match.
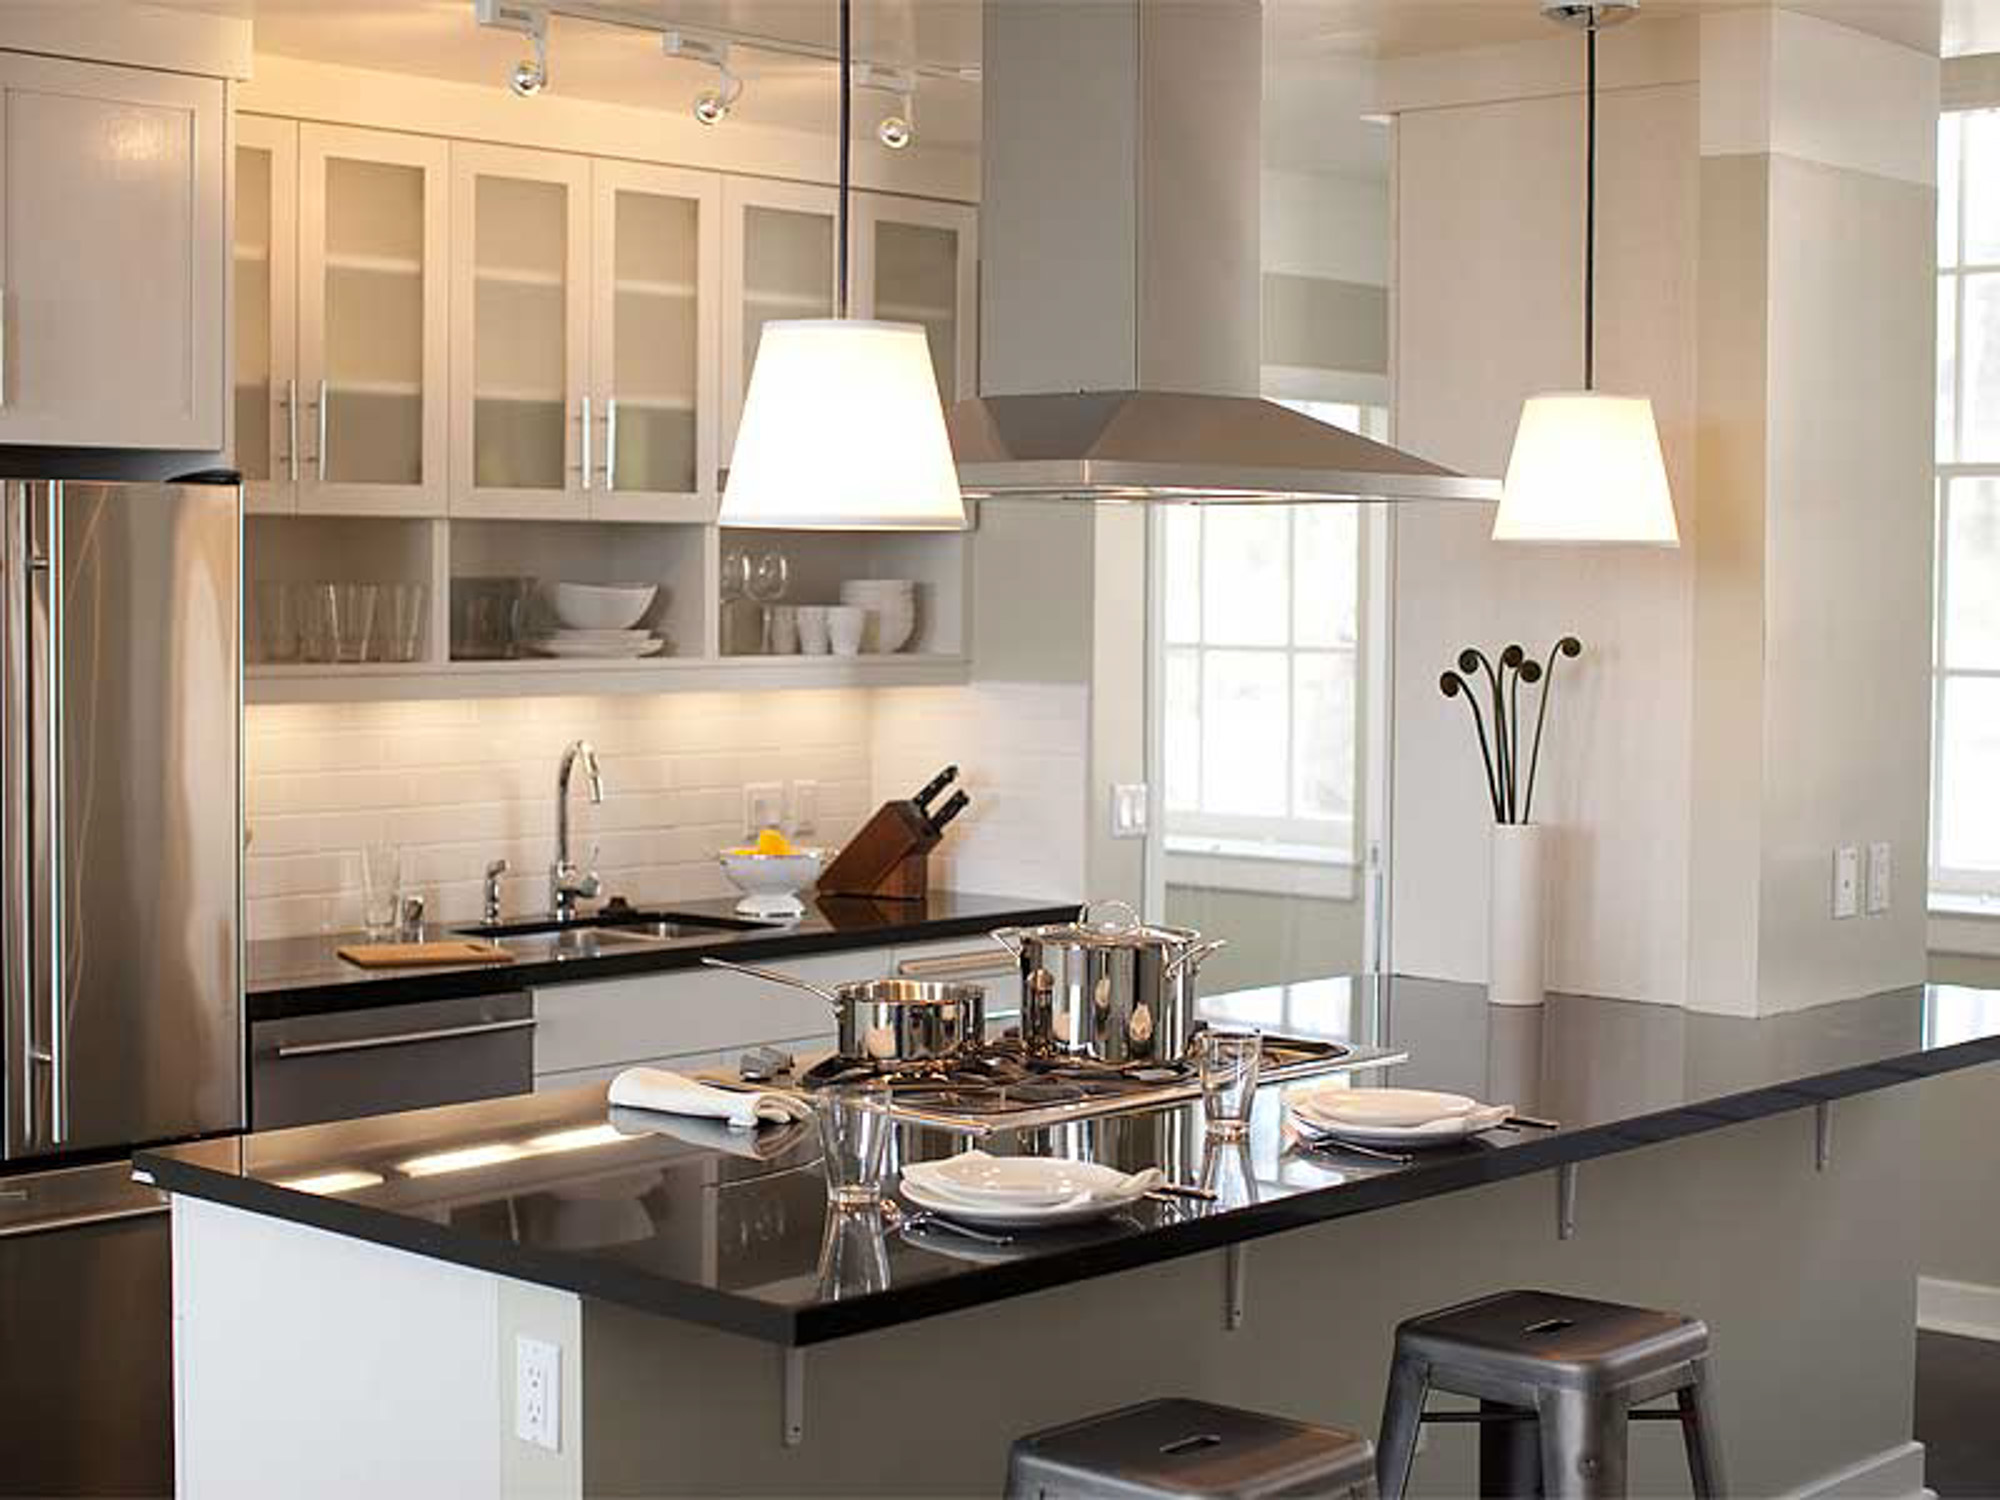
[899,1151,1163,1229]
[527,628,666,659]
[1287,1086,1512,1148]
[839,579,917,654]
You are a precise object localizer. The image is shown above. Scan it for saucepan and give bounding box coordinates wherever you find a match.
[701,957,985,1064]
[991,900,1227,1066]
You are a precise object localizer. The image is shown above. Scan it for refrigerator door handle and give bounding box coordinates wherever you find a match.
[1,484,27,1157]
[27,485,64,1147]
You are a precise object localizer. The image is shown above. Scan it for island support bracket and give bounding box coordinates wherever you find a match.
[1556,1163,1578,1240]
[782,1348,806,1448]
[1815,1101,1832,1172]
[1224,1245,1248,1330]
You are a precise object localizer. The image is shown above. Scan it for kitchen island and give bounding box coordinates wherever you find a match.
[144,977,2000,1498]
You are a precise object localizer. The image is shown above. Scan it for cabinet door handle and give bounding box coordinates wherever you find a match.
[0,285,9,408]
[274,1015,537,1060]
[315,379,329,483]
[605,397,618,493]
[897,951,1019,980]
[579,396,593,492]
[278,379,299,484]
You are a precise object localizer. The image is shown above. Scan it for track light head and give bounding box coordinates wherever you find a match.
[510,51,547,97]
[1540,0,1639,29]
[666,30,742,126]
[876,113,912,149]
[475,1,550,97]
[694,87,732,125]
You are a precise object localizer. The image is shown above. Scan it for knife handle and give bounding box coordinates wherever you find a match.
[914,765,959,812]
[930,790,971,832]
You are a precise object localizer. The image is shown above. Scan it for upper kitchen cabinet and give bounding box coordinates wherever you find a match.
[851,194,979,403]
[237,116,298,514]
[298,124,449,517]
[588,160,721,524]
[721,177,838,465]
[0,53,226,451]
[449,143,591,522]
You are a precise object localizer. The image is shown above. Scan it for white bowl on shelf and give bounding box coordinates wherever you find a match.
[839,580,917,653]
[717,848,826,920]
[551,581,658,631]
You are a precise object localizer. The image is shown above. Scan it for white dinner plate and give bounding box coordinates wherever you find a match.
[902,1152,1146,1207]
[1288,1086,1479,1129]
[528,638,665,659]
[1287,1103,1511,1147]
[898,1173,1149,1229]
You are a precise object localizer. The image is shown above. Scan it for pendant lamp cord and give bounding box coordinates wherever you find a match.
[1584,20,1596,391]
[837,0,852,319]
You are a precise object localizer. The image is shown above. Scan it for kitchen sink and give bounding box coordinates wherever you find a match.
[455,910,763,943]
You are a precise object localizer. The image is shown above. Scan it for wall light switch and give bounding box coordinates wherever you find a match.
[515,1336,561,1452]
[1832,846,1861,920]
[1111,783,1150,840]
[744,783,784,838]
[790,780,819,837]
[1866,842,1892,915]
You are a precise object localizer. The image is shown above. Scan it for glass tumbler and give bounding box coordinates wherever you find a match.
[813,1081,892,1207]
[332,583,380,664]
[360,843,403,938]
[376,583,428,663]
[298,583,339,664]
[1199,1026,1262,1141]
[254,582,300,664]
[816,1203,892,1300]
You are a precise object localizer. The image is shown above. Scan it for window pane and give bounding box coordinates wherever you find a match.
[1942,113,1962,269]
[1164,647,1201,812]
[1958,273,2000,459]
[1294,507,1359,648]
[1968,113,2000,264]
[1946,479,2000,669]
[1941,676,2000,869]
[1293,651,1357,833]
[1942,277,1959,463]
[1164,508,1202,645]
[1200,651,1288,816]
[1201,509,1290,646]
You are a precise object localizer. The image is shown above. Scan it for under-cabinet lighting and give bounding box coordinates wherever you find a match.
[277,1169,386,1196]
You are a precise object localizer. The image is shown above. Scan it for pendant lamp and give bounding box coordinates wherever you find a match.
[1492,0,1678,546]
[719,0,966,530]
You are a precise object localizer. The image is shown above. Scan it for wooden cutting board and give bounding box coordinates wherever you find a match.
[336,940,515,969]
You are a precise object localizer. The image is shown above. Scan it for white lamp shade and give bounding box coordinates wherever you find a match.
[1493,391,1679,546]
[720,319,967,530]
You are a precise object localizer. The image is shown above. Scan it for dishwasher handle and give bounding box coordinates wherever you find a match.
[273,1015,537,1060]
[896,950,1021,981]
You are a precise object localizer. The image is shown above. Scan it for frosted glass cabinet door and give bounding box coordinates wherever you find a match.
[298,125,449,517]
[852,195,979,404]
[237,115,299,514]
[589,160,721,523]
[450,143,591,521]
[721,178,838,463]
[0,54,226,450]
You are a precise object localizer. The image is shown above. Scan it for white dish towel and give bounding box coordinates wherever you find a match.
[607,1067,811,1130]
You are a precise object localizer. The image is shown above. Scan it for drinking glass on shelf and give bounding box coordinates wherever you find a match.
[298,583,339,664]
[375,583,428,663]
[1199,1026,1262,1141]
[360,843,403,938]
[253,582,300,664]
[719,548,751,601]
[813,1080,893,1207]
[332,583,380,664]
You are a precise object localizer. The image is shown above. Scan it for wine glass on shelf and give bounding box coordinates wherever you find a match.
[748,552,790,654]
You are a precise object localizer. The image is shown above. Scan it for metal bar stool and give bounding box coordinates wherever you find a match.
[1008,1397,1378,1499]
[1377,1290,1724,1500]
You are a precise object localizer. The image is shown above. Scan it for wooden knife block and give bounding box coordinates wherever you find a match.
[819,801,937,901]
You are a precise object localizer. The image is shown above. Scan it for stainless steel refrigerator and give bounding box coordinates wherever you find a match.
[0,478,242,1496]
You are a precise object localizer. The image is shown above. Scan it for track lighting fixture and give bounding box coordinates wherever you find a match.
[473,0,551,98]
[664,31,743,126]
[853,63,917,150]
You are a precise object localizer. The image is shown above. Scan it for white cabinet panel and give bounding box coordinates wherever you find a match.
[0,53,225,450]
[237,115,298,513]
[850,194,979,404]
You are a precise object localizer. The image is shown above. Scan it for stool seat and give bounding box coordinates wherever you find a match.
[1400,1289,1710,1396]
[1008,1398,1377,1500]
[1378,1290,1724,1500]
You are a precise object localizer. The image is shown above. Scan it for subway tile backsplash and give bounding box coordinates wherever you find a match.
[245,682,1086,940]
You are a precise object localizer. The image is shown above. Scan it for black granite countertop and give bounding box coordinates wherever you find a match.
[247,891,1080,1021]
[142,976,2000,1347]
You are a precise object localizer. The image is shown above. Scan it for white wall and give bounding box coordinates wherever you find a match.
[1262,166,1389,287]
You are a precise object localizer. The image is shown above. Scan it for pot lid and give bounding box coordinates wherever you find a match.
[999,900,1203,952]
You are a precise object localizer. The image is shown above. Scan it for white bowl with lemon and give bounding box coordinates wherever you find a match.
[718,830,826,920]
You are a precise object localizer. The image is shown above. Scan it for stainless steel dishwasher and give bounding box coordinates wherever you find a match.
[250,991,536,1131]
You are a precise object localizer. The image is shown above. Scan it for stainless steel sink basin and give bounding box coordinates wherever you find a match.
[456,910,762,944]
[484,926,666,963]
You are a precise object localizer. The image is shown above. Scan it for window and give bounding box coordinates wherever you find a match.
[1934,112,2000,897]
[1160,401,1386,867]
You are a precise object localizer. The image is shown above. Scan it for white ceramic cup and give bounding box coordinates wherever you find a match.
[827,605,866,657]
[797,606,831,655]
[767,604,799,654]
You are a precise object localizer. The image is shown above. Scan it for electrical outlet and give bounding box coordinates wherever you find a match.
[1832,846,1861,920]
[1866,841,1892,915]
[790,780,819,837]
[743,783,784,839]
[515,1336,561,1452]
[1111,783,1150,840]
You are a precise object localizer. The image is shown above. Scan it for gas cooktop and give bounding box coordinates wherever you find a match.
[731,1035,1407,1138]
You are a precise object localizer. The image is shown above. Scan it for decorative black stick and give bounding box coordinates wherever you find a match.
[1440,671,1503,821]
[1522,636,1584,824]
[1500,644,1527,821]
[1460,649,1511,824]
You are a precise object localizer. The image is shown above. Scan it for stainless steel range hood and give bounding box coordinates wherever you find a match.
[952,0,1498,507]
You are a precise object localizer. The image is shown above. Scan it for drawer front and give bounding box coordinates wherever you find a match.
[531,950,878,1077]
[892,938,1023,1032]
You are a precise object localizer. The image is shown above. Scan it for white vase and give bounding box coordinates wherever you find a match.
[1488,822,1548,1007]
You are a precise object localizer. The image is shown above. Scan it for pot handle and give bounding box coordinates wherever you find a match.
[1164,937,1229,979]
[1081,898,1141,931]
[989,926,1025,958]
[701,956,843,1015]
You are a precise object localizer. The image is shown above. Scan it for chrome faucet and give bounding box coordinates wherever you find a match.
[483,859,509,926]
[552,740,604,922]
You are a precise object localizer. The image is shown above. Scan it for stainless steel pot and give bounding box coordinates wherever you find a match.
[990,901,1226,1065]
[700,958,985,1064]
